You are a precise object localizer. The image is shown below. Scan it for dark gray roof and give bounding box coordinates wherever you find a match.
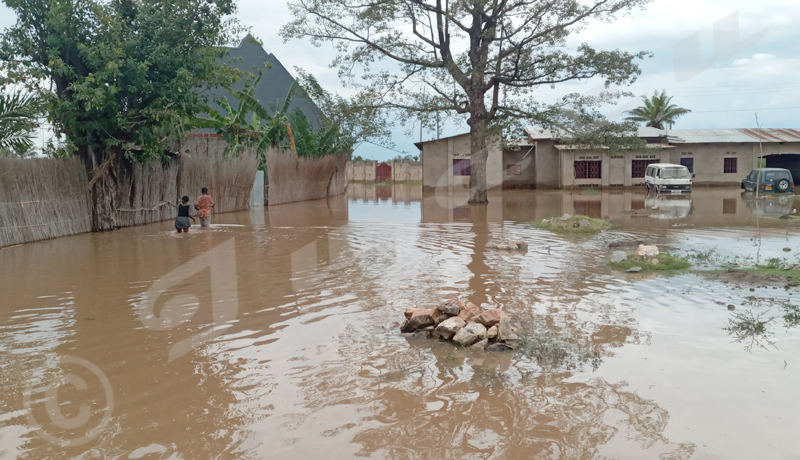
[205,34,323,130]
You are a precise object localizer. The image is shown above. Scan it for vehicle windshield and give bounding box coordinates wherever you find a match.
[661,167,691,179]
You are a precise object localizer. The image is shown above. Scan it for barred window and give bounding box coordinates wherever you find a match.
[574,161,601,179]
[632,159,659,178]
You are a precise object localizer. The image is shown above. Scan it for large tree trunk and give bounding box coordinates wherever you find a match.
[82,145,119,231]
[468,123,489,204]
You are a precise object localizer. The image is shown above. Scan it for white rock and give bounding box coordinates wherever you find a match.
[435,316,466,340]
[636,244,659,258]
[611,251,627,263]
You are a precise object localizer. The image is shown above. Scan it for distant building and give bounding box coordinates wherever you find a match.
[415,128,800,189]
[203,34,322,130]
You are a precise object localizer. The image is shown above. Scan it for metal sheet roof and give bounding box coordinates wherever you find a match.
[526,127,664,139]
[553,144,674,150]
[663,129,757,143]
[528,126,800,144]
[737,129,800,142]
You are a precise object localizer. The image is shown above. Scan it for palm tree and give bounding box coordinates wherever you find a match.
[624,90,691,130]
[0,90,39,156]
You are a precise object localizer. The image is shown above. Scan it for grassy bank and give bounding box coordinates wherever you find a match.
[609,253,692,272]
[532,215,611,234]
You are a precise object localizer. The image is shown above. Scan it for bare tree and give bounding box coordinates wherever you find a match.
[282,0,651,202]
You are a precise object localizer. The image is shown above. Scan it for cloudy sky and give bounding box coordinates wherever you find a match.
[2,0,799,161]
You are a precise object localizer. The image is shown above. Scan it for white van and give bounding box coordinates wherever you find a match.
[644,163,693,193]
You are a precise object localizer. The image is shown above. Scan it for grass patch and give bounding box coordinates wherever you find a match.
[580,188,599,196]
[608,253,692,272]
[532,215,611,234]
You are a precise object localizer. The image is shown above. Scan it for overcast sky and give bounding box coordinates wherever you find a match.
[2,0,799,161]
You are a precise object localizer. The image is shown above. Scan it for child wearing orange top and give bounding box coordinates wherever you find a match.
[194,187,215,227]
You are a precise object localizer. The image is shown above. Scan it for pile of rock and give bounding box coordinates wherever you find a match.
[484,240,528,251]
[611,244,660,273]
[400,297,521,352]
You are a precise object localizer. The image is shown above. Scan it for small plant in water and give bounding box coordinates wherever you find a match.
[723,310,777,352]
[782,303,800,329]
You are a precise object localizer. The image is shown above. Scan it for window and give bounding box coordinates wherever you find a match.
[453,159,470,176]
[680,158,694,173]
[574,161,601,179]
[506,164,522,176]
[724,157,737,174]
[632,159,659,178]
[723,198,737,214]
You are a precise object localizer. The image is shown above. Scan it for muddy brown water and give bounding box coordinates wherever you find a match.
[2,186,800,459]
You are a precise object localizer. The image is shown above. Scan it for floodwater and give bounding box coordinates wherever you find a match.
[2,184,800,459]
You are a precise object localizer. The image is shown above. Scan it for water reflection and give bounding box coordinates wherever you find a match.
[4,184,800,458]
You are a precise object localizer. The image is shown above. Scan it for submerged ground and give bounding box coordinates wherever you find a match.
[2,185,800,459]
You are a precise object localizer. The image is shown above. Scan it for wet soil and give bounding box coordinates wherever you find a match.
[701,268,799,289]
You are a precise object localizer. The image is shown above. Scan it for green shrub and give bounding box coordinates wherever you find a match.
[532,215,611,234]
[609,253,691,272]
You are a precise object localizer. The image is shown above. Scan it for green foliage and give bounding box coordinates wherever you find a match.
[188,71,295,170]
[624,90,691,129]
[284,109,353,158]
[391,154,419,162]
[609,253,691,271]
[0,0,242,163]
[294,68,393,152]
[532,215,611,234]
[0,90,40,155]
[281,0,652,201]
[724,310,776,352]
[783,303,800,329]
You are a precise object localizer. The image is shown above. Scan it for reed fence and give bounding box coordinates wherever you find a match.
[266,148,347,205]
[0,137,258,247]
[0,156,92,247]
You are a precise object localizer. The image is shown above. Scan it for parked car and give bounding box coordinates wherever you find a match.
[741,168,795,193]
[644,163,693,193]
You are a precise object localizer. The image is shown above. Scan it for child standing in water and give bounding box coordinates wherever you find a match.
[194,187,215,227]
[175,196,196,233]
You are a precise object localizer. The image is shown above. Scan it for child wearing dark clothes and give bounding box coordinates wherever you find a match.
[175,196,196,233]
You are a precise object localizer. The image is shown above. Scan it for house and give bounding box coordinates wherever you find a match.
[415,128,800,189]
[204,34,323,130]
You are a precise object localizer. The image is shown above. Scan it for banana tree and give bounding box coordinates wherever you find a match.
[188,72,297,168]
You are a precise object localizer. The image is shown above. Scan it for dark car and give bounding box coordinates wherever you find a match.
[741,168,795,193]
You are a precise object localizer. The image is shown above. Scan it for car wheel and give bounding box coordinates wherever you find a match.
[777,179,790,192]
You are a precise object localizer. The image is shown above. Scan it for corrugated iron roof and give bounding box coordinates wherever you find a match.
[662,129,757,143]
[527,126,800,144]
[553,144,674,150]
[526,127,665,139]
[737,128,800,142]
